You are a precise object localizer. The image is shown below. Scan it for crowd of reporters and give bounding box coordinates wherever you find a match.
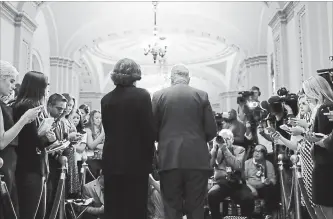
[1,57,333,219]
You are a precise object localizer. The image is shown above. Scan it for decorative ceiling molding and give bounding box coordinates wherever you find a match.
[268,1,299,29]
[1,2,38,33]
[74,28,240,66]
[50,57,81,69]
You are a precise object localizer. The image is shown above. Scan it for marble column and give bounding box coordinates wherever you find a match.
[219,91,239,112]
[49,57,81,96]
[268,10,289,91]
[244,55,269,100]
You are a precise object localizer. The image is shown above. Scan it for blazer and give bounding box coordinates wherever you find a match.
[313,104,333,165]
[101,85,155,174]
[152,84,217,171]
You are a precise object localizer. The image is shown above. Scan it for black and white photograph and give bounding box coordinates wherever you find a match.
[0,1,333,219]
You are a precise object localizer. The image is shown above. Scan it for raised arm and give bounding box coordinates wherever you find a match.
[86,128,104,150]
[0,105,40,150]
[223,146,245,171]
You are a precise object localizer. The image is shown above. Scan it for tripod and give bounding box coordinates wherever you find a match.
[0,158,18,219]
[80,154,96,187]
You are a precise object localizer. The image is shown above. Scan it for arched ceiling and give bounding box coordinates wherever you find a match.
[46,1,269,58]
[22,1,281,97]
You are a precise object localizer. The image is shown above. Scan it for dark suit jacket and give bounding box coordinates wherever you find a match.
[152,84,217,171]
[101,85,155,174]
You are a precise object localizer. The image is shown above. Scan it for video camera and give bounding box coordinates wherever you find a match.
[237,91,255,105]
[237,90,265,126]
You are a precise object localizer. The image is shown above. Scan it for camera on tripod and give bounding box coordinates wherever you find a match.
[237,91,254,105]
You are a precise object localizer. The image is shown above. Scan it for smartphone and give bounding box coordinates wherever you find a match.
[314,133,326,139]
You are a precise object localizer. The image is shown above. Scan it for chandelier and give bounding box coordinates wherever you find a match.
[143,1,167,64]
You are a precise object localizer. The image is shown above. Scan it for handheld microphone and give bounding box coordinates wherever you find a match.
[59,156,68,168]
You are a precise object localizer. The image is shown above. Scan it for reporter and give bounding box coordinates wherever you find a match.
[302,76,333,218]
[13,71,52,219]
[0,61,41,218]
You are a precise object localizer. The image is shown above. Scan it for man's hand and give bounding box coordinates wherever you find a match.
[68,132,82,142]
[264,178,271,185]
[246,183,258,197]
[218,143,227,152]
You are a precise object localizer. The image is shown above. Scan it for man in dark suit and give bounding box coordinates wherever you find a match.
[101,58,155,219]
[152,64,217,219]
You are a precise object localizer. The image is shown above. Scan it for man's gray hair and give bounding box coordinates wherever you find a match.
[171,64,190,78]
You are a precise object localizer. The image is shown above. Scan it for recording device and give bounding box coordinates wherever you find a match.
[216,135,225,144]
[237,91,254,105]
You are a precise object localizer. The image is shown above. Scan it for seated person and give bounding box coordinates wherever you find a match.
[81,171,104,219]
[245,144,277,218]
[208,129,254,219]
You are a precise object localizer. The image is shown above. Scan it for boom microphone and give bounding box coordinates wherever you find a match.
[0,157,3,168]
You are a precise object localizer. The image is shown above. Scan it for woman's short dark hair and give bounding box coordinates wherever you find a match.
[111,58,141,86]
[15,71,48,107]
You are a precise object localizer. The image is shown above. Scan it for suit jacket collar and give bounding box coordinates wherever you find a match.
[92,178,104,205]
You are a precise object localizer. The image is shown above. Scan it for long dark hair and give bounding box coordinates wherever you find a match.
[87,110,102,140]
[74,109,85,133]
[15,71,48,107]
[62,93,76,119]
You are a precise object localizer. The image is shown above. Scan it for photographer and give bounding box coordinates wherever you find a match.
[221,109,246,146]
[250,86,261,102]
[208,129,254,219]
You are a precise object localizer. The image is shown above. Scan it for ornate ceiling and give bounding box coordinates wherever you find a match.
[18,1,284,98]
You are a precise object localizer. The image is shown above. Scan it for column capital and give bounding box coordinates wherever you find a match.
[219,91,239,98]
[244,55,267,68]
[0,2,37,33]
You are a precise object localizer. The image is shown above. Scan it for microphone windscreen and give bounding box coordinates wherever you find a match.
[260,101,269,111]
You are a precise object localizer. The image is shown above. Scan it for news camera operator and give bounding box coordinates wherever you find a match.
[208,129,254,219]
[264,88,299,160]
[221,109,246,146]
[237,88,265,158]
[301,75,333,218]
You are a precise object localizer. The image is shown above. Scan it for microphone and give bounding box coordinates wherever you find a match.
[81,153,88,163]
[59,156,68,169]
[0,158,3,169]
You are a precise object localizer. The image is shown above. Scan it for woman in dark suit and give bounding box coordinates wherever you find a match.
[13,71,56,219]
[0,61,41,219]
[303,76,333,219]
[101,58,155,219]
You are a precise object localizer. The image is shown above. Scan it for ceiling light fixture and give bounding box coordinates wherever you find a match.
[143,1,167,64]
